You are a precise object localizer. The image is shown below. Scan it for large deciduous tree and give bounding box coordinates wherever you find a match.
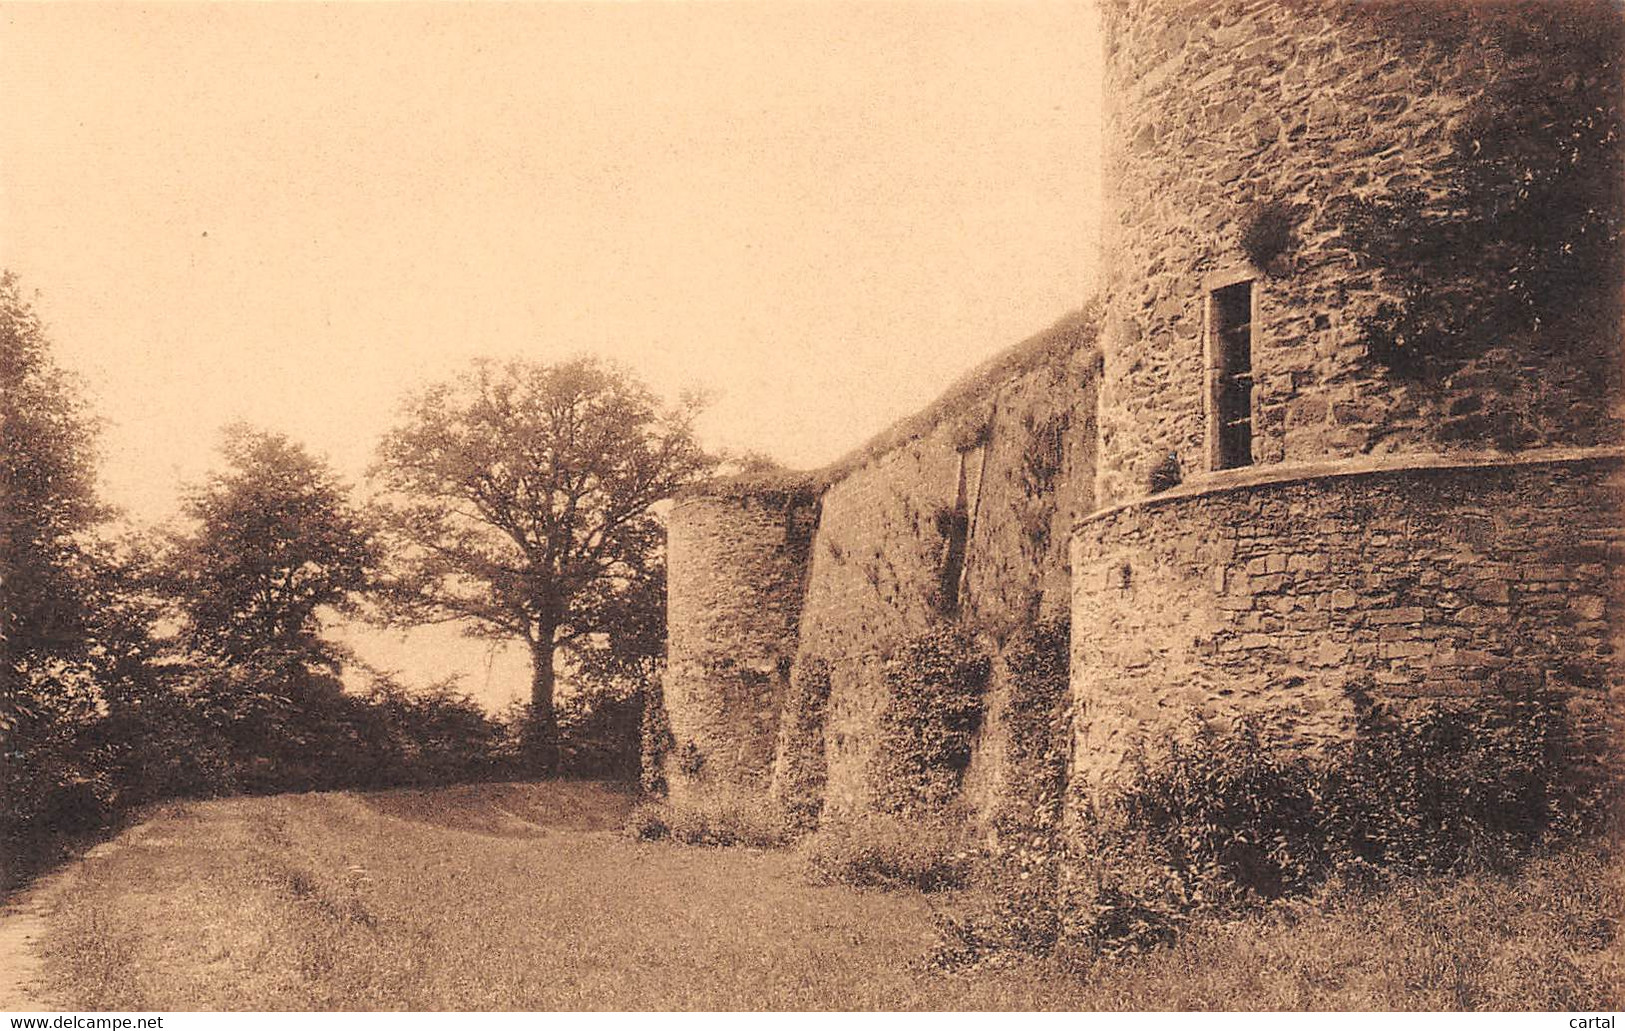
[1,273,130,873]
[163,426,380,790]
[373,357,715,773]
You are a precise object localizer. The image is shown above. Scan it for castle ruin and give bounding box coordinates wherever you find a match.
[652,0,1625,830]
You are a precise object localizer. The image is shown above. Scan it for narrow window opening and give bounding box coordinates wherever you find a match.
[1211,280,1254,470]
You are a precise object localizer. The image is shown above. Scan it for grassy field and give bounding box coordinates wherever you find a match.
[16,782,1622,1010]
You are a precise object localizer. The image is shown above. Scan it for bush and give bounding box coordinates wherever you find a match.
[942,681,1619,964]
[365,679,509,788]
[627,792,793,848]
[555,683,643,781]
[930,619,1075,966]
[803,812,973,893]
[869,625,989,817]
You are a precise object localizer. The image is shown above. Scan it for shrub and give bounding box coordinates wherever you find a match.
[803,812,973,893]
[932,619,1074,965]
[869,624,989,817]
[555,682,643,781]
[942,681,1618,964]
[627,792,793,848]
[1321,686,1613,876]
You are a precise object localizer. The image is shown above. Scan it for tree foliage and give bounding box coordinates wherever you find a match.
[373,357,715,771]
[167,425,378,674]
[0,273,123,884]
[1,272,105,680]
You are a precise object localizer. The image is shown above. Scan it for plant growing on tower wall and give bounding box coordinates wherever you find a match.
[869,624,989,816]
[373,357,717,774]
[1332,3,1624,384]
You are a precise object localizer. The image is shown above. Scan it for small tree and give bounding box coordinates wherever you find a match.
[373,357,715,773]
[163,427,378,788]
[168,425,377,673]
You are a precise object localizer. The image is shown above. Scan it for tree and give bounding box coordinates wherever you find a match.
[167,425,378,674]
[161,426,380,791]
[0,273,120,881]
[373,357,716,773]
[1,271,105,682]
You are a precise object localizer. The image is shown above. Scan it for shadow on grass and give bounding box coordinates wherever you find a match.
[353,779,639,836]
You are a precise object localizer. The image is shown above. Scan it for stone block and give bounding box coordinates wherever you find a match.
[1368,606,1427,625]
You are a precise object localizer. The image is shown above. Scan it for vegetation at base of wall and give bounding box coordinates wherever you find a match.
[935,681,1618,966]
[771,658,833,831]
[868,625,990,817]
[626,793,794,849]
[802,812,975,893]
[932,620,1074,961]
[639,671,674,796]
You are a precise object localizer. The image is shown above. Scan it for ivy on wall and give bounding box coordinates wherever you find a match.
[771,657,833,830]
[1332,3,1623,386]
[868,625,990,817]
[996,619,1072,839]
[639,671,675,796]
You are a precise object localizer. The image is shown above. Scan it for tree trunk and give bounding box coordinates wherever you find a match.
[526,633,560,776]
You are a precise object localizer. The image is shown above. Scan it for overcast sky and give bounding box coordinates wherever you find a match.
[1,2,1103,706]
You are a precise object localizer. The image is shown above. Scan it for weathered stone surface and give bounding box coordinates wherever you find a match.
[1069,458,1625,800]
[660,1,1625,851]
[663,492,817,801]
[796,331,1100,818]
[1094,0,1623,508]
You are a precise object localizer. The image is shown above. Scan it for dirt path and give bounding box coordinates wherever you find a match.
[0,863,77,1011]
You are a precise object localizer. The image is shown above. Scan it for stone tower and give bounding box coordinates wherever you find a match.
[1070,0,1624,795]
[656,0,1624,822]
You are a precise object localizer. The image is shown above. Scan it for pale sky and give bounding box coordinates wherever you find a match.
[1,2,1103,707]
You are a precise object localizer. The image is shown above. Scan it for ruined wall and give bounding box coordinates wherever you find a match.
[1069,453,1625,798]
[792,319,1099,817]
[662,489,817,800]
[1096,0,1624,508]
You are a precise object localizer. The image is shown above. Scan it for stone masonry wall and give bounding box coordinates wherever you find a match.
[1068,454,1625,800]
[662,491,817,800]
[794,335,1098,817]
[1095,0,1624,508]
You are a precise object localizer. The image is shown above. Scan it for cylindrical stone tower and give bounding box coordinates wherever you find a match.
[662,484,818,802]
[1071,0,1625,797]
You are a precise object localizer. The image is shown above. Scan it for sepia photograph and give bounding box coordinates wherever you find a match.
[1,0,1621,1014]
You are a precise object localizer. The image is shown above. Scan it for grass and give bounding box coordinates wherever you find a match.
[1043,850,1623,1010]
[24,781,1623,1010]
